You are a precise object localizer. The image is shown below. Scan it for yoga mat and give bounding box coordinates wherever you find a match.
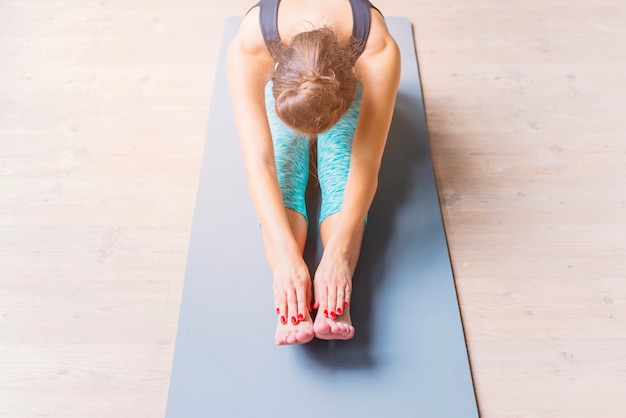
[166,17,478,418]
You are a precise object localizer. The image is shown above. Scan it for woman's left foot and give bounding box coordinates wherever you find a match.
[313,307,355,340]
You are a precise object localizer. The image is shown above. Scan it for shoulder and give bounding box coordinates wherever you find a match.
[355,12,400,78]
[229,9,271,59]
[226,8,274,97]
[365,11,399,56]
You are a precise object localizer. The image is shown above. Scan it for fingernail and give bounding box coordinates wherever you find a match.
[298,313,304,321]
[276,308,280,314]
[291,316,297,324]
[344,301,349,307]
[336,307,343,315]
[330,311,336,318]
[323,309,328,317]
[281,316,286,324]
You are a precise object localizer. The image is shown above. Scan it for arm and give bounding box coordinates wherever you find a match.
[313,13,400,316]
[227,14,311,322]
[323,15,401,261]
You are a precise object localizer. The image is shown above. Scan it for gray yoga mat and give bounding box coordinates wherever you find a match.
[166,17,478,418]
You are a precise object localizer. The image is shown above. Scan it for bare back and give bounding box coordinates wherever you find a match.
[235,0,392,75]
[274,0,354,44]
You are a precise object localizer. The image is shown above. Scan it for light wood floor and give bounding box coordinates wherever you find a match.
[1,1,625,417]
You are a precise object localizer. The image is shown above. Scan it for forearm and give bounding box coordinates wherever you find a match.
[324,161,378,258]
[313,161,377,314]
[323,24,400,260]
[246,160,302,259]
[226,32,300,262]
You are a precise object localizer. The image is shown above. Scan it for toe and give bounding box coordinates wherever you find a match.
[296,328,313,344]
[314,320,330,337]
[275,331,286,345]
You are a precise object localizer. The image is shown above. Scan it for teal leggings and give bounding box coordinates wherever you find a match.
[265,81,363,223]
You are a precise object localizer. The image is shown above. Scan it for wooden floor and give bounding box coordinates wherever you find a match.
[1,1,625,416]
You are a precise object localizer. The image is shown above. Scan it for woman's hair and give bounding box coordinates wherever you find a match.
[270,27,359,136]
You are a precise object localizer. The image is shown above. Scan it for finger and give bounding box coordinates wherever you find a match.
[306,281,314,313]
[296,283,307,322]
[343,285,352,310]
[274,289,282,315]
[327,284,337,319]
[287,287,299,325]
[273,281,286,321]
[278,291,288,324]
[335,286,345,315]
[314,280,328,317]
[311,279,320,310]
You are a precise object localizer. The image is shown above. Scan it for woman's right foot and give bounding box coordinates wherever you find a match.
[275,311,315,345]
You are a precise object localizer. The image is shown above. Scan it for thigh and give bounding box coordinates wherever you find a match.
[317,83,363,223]
[265,81,310,221]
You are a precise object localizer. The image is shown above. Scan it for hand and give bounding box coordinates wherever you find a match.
[313,248,353,319]
[273,255,312,325]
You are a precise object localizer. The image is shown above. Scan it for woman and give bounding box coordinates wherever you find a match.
[227,0,400,345]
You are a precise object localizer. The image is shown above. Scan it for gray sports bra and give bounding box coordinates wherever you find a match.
[251,0,381,61]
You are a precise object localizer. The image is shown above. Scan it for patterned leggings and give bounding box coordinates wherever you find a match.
[265,81,363,224]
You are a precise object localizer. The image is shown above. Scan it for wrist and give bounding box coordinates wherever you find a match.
[324,234,352,259]
[276,245,304,262]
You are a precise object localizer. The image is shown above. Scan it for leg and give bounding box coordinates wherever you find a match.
[264,81,314,345]
[313,84,364,340]
[313,215,364,340]
[266,81,310,223]
[262,210,315,345]
[316,83,363,224]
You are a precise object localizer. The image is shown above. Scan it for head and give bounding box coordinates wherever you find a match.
[271,27,358,136]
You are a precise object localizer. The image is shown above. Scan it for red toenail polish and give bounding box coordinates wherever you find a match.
[337,307,343,315]
[330,311,336,318]
[276,308,280,314]
[344,301,349,307]
[281,316,286,324]
[323,309,328,317]
[291,316,297,324]
[298,313,304,321]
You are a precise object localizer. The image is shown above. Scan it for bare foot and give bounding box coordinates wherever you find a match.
[313,307,355,340]
[275,311,315,345]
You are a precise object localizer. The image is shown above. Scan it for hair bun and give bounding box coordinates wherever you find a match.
[271,28,358,135]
